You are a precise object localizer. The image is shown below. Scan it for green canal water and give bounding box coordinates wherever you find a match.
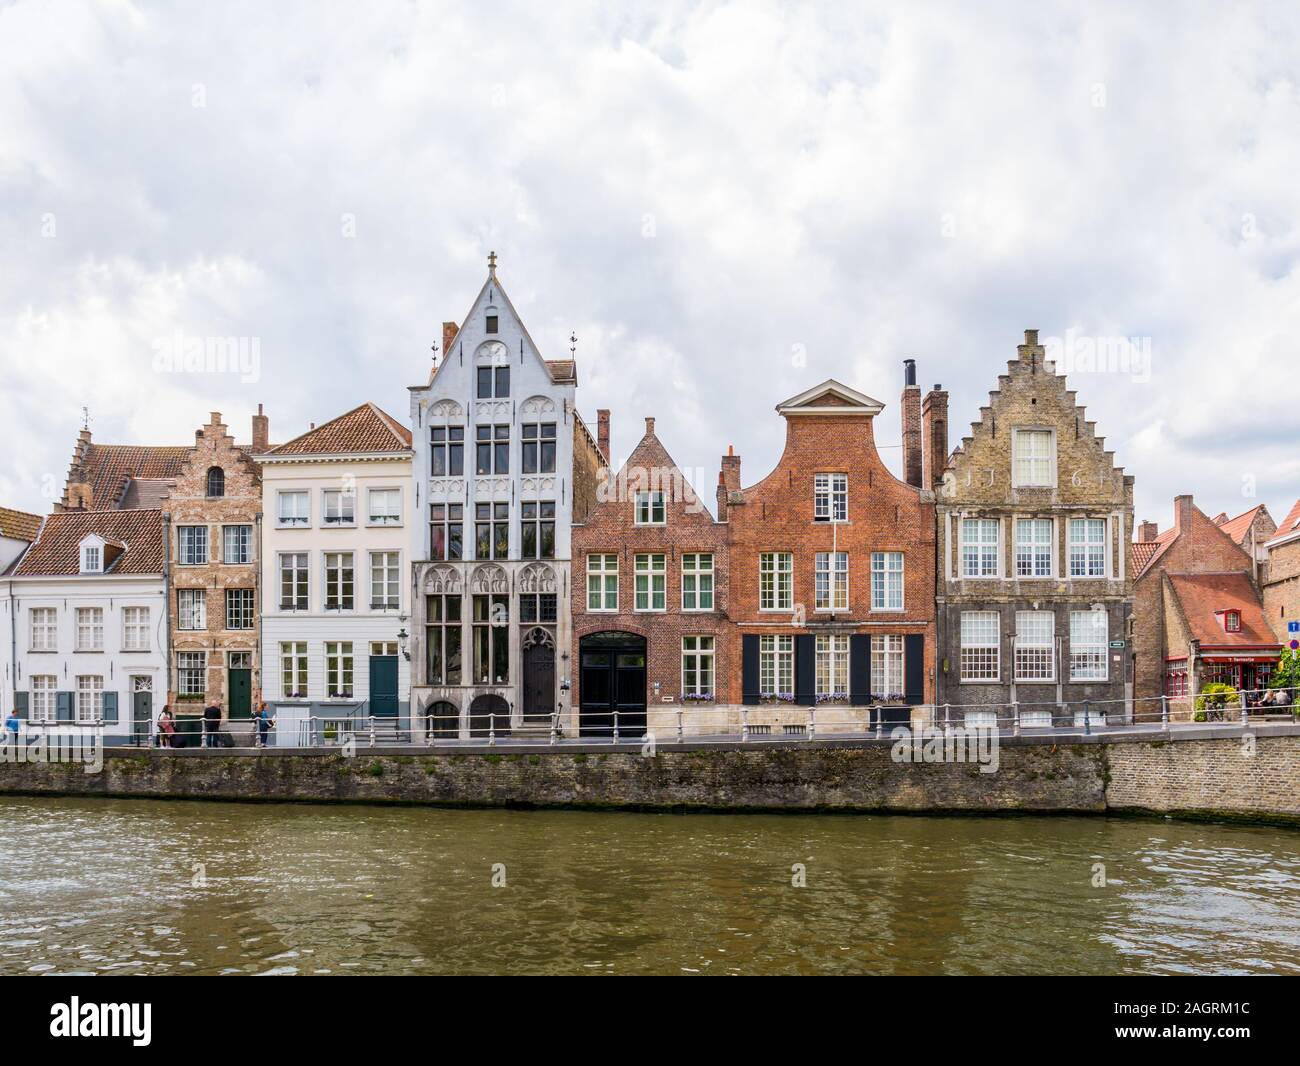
[1,796,1297,975]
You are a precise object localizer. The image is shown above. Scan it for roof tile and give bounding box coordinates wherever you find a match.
[13,509,164,576]
[267,403,412,456]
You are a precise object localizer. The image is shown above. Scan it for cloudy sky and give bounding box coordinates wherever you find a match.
[2,0,1298,528]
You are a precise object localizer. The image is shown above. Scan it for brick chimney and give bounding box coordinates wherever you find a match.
[251,403,269,453]
[596,409,610,462]
[442,321,460,356]
[1138,519,1158,542]
[1174,494,1195,530]
[644,416,656,438]
[718,445,741,521]
[921,383,948,492]
[901,359,922,488]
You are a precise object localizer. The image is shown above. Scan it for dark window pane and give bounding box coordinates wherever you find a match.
[495,443,509,473]
[446,627,461,684]
[449,444,463,476]
[449,525,462,560]
[431,525,446,560]
[541,522,555,558]
[476,443,491,475]
[494,367,510,397]
[522,523,537,558]
[476,524,490,559]
[494,424,510,440]
[522,442,537,474]
[432,448,446,477]
[540,441,556,473]
[477,367,492,398]
[494,522,509,558]
[486,315,498,333]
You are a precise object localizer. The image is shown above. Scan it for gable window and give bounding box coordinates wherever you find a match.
[759,552,793,611]
[325,642,354,698]
[225,589,255,630]
[587,555,618,611]
[178,526,208,565]
[476,365,510,399]
[425,595,463,685]
[323,488,356,526]
[122,606,149,651]
[681,553,714,611]
[813,473,848,522]
[1068,518,1107,578]
[370,551,400,610]
[1012,429,1054,487]
[759,635,794,698]
[76,607,104,651]
[277,490,309,527]
[280,642,308,699]
[81,543,102,573]
[521,501,556,559]
[871,552,904,611]
[324,552,355,610]
[1223,610,1241,633]
[206,466,225,498]
[76,675,104,723]
[1015,518,1053,578]
[430,504,464,561]
[682,636,715,699]
[871,635,905,699]
[177,652,206,697]
[634,553,667,612]
[815,551,849,611]
[1069,610,1109,681]
[521,423,557,474]
[485,314,498,334]
[431,426,465,477]
[29,608,57,652]
[368,488,402,525]
[960,611,1000,681]
[961,519,999,578]
[475,503,509,560]
[634,490,666,525]
[476,425,510,475]
[1014,611,1055,682]
[177,589,206,631]
[815,634,850,699]
[222,524,252,565]
[279,552,308,610]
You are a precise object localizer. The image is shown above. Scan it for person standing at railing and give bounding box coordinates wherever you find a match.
[203,702,222,748]
[157,706,177,748]
[255,702,274,748]
[4,708,18,743]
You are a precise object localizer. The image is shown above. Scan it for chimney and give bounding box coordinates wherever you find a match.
[252,403,269,453]
[596,409,610,462]
[1174,494,1195,530]
[901,360,922,488]
[442,321,460,357]
[644,416,656,437]
[1138,520,1158,542]
[718,445,741,521]
[921,384,948,492]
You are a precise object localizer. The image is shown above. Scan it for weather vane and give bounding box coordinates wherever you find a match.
[569,332,577,356]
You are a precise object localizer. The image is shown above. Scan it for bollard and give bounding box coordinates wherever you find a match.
[943,702,950,730]
[1083,699,1092,736]
[489,712,496,748]
[1011,700,1020,738]
[808,705,815,741]
[426,715,434,747]
[742,707,749,742]
[676,709,683,745]
[613,707,619,745]
[369,715,376,748]
[1160,694,1170,734]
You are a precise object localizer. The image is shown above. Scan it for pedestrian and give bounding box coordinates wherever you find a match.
[4,708,19,743]
[256,702,275,748]
[157,706,177,748]
[203,701,222,748]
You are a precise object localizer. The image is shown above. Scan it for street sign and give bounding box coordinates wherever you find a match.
[1108,640,1126,648]
[1291,639,1299,651]
[1289,621,1300,633]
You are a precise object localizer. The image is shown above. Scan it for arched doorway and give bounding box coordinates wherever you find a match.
[426,700,459,739]
[579,632,647,737]
[468,693,510,737]
[522,628,555,725]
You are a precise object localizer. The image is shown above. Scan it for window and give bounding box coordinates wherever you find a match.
[961,519,999,578]
[206,466,225,498]
[368,488,402,525]
[1014,611,1055,682]
[760,552,793,611]
[277,490,309,527]
[325,642,354,698]
[30,676,56,723]
[29,608,56,652]
[681,553,714,611]
[634,554,667,611]
[425,595,463,686]
[178,526,208,565]
[81,544,101,573]
[1013,429,1054,486]
[960,611,1000,681]
[759,634,794,697]
[177,590,206,631]
[815,634,850,698]
[476,365,510,399]
[476,425,510,474]
[430,426,465,477]
[472,595,509,684]
[177,652,206,697]
[1164,663,1188,698]
[682,636,715,698]
[871,552,904,610]
[1015,518,1053,578]
[279,553,308,610]
[280,642,308,699]
[75,675,103,722]
[1223,610,1241,633]
[519,593,558,624]
[815,552,849,611]
[521,501,556,559]
[324,552,355,610]
[122,606,149,651]
[635,491,666,525]
[370,642,398,657]
[323,488,356,525]
[370,551,400,610]
[421,503,461,562]
[475,502,509,560]
[222,524,252,565]
[814,473,848,522]
[587,555,618,611]
[76,607,104,651]
[225,589,255,630]
[1070,609,1109,681]
[521,423,557,474]
[871,634,905,699]
[1068,518,1107,578]
[485,314,498,334]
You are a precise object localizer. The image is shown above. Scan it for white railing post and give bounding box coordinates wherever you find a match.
[742,706,749,742]
[612,707,619,745]
[426,715,433,747]
[1012,700,1020,738]
[489,712,496,748]
[676,708,683,744]
[1160,694,1170,734]
[808,704,815,741]
[368,715,376,748]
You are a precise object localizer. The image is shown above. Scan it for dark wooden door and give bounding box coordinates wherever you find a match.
[522,630,555,721]
[132,690,152,744]
[228,668,252,719]
[579,634,646,737]
[369,656,399,717]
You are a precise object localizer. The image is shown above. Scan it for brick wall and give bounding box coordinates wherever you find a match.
[1262,537,1300,642]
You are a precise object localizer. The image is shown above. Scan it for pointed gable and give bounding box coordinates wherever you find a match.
[776,380,884,417]
[268,403,413,456]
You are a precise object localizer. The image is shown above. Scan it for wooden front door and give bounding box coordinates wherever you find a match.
[579,633,647,737]
[369,655,399,717]
[522,628,555,722]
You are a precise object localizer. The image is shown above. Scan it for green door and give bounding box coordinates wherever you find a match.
[228,668,252,720]
[369,656,398,717]
[132,690,152,744]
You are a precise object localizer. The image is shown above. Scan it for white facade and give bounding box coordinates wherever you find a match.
[408,264,576,737]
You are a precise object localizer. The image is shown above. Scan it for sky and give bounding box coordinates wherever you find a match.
[1,0,1298,529]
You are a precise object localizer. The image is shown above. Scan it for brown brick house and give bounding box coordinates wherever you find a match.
[722,375,939,730]
[1262,498,1300,642]
[571,414,729,737]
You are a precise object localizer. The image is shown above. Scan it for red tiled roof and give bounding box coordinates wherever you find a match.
[266,403,412,456]
[0,507,42,541]
[1272,498,1300,540]
[1166,572,1279,649]
[13,509,164,576]
[119,478,176,510]
[1133,525,1177,578]
[1217,505,1268,546]
[80,444,192,510]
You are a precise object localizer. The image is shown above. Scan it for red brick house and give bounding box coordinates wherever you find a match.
[1262,497,1300,643]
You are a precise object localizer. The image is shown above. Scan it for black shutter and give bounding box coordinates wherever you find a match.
[57,692,74,722]
[13,692,28,719]
[794,634,815,706]
[904,634,925,706]
[741,634,760,705]
[849,635,871,705]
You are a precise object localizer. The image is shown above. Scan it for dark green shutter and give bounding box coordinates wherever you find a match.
[13,693,28,719]
[904,634,925,706]
[741,634,760,705]
[56,691,74,722]
[102,691,119,724]
[794,634,815,706]
[849,635,871,705]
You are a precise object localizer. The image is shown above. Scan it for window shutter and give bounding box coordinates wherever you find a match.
[741,634,760,706]
[57,692,74,722]
[13,693,28,719]
[794,634,815,706]
[103,691,119,724]
[904,634,925,706]
[849,635,871,706]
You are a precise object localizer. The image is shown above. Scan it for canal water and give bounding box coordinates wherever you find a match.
[1,796,1296,975]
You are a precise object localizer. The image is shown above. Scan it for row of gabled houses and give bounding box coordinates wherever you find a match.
[2,256,1297,744]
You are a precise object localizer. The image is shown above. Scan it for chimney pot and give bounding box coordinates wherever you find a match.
[903,358,917,388]
[596,409,610,462]
[1024,329,1039,346]
[644,416,655,436]
[901,364,923,487]
[252,404,270,453]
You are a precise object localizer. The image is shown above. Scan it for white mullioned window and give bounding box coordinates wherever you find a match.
[961,518,1000,578]
[815,634,850,699]
[325,641,354,698]
[75,607,103,651]
[682,636,715,698]
[1014,611,1055,682]
[225,589,255,630]
[681,553,714,611]
[81,544,101,572]
[278,490,309,526]
[960,611,1000,681]
[368,488,402,525]
[177,652,206,697]
[1070,609,1109,681]
[324,552,355,610]
[634,490,666,525]
[323,488,356,525]
[177,525,208,565]
[1068,518,1108,578]
[369,551,400,610]
[815,551,849,610]
[177,589,206,631]
[813,473,848,522]
[759,552,793,611]
[75,675,103,723]
[871,552,904,610]
[759,634,794,697]
[222,525,252,565]
[871,634,905,699]
[122,606,150,651]
[281,642,308,699]
[279,552,309,610]
[1013,428,1055,487]
[587,555,618,612]
[30,676,57,722]
[29,607,57,651]
[634,553,666,611]
[1015,518,1053,578]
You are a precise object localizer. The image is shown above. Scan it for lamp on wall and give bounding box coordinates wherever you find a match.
[397,627,410,662]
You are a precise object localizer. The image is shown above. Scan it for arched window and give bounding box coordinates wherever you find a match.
[206,467,225,498]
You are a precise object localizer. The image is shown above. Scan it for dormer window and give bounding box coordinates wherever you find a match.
[206,466,225,498]
[486,314,499,334]
[1223,610,1241,633]
[81,544,101,573]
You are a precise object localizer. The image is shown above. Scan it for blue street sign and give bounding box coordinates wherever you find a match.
[1289,620,1300,633]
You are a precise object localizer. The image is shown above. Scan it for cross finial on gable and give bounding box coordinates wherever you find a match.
[81,405,91,431]
[488,250,498,276]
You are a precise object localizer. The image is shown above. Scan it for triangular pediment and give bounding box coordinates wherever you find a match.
[776,380,884,417]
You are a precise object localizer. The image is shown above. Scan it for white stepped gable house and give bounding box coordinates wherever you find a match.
[0,509,167,745]
[409,255,598,737]
[257,403,414,744]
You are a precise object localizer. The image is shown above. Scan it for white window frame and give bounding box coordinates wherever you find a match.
[75,607,104,651]
[367,488,402,526]
[871,634,905,700]
[759,634,794,697]
[75,675,103,723]
[324,551,355,611]
[1068,518,1108,578]
[177,651,206,697]
[369,551,400,610]
[1014,611,1055,683]
[682,636,715,699]
[322,488,356,526]
[814,634,850,698]
[759,552,793,611]
[325,641,354,699]
[29,607,57,652]
[177,525,208,565]
[222,524,252,565]
[280,641,308,699]
[813,473,848,523]
[225,588,255,631]
[1015,518,1053,578]
[815,551,849,611]
[277,490,310,527]
[177,589,206,631]
[586,554,618,612]
[681,553,714,612]
[279,552,309,611]
[634,553,667,612]
[81,544,101,573]
[30,676,57,723]
[1069,609,1109,682]
[961,518,1000,578]
[871,551,904,611]
[960,611,1000,682]
[634,490,666,526]
[122,606,150,651]
[1012,427,1056,487]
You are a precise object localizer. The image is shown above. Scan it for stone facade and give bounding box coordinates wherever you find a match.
[936,330,1134,723]
[1262,499,1300,643]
